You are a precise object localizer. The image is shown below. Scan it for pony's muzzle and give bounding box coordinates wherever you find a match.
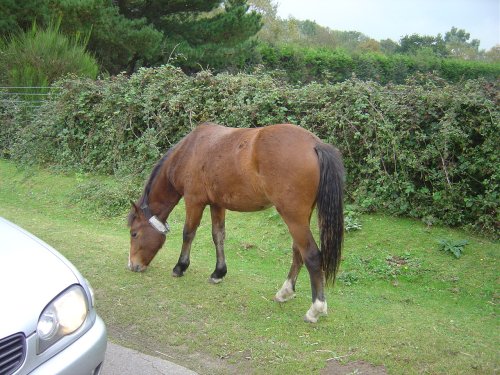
[128,261,147,272]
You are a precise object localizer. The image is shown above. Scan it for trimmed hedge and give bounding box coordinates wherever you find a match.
[257,43,500,84]
[1,66,498,235]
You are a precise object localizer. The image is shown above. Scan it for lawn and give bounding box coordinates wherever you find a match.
[0,159,498,374]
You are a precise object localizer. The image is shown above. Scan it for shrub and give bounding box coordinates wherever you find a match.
[257,42,500,84]
[0,22,98,88]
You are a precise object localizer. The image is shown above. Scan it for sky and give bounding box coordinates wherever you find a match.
[275,0,500,50]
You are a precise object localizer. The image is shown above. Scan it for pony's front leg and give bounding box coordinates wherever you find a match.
[209,205,227,283]
[172,203,204,277]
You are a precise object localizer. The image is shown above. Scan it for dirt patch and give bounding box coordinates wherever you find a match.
[321,360,388,375]
[386,255,408,266]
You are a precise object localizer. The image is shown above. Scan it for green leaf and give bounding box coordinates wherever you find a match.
[438,239,468,259]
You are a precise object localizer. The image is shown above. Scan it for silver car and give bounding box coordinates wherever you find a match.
[0,217,107,375]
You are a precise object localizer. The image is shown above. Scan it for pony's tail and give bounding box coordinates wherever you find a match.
[314,143,344,285]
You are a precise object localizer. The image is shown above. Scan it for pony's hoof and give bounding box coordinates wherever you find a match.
[172,262,189,277]
[274,279,295,302]
[304,300,327,323]
[273,293,295,303]
[303,314,318,323]
[209,277,223,284]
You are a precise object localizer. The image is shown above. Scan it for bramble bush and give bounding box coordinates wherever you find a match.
[1,66,498,236]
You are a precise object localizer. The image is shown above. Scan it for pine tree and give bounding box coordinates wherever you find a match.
[116,0,262,71]
[1,0,262,74]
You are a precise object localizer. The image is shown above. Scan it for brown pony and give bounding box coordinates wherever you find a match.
[128,123,344,323]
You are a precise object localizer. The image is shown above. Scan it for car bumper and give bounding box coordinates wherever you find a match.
[29,315,107,375]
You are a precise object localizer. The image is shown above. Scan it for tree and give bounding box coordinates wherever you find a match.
[398,33,448,57]
[0,0,50,36]
[380,39,399,54]
[299,20,317,38]
[1,0,262,74]
[358,39,381,53]
[248,0,284,44]
[114,0,262,71]
[248,0,278,20]
[49,0,164,74]
[115,0,222,25]
[444,27,480,59]
[484,45,500,62]
[175,0,261,46]
[397,28,484,60]
[0,0,164,75]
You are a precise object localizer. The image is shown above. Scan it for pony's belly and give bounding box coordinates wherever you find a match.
[212,193,272,212]
[224,202,273,212]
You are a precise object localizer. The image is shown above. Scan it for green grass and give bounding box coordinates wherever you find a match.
[0,159,498,374]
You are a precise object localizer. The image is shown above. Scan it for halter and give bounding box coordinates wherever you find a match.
[140,202,170,235]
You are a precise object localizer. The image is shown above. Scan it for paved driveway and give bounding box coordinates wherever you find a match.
[102,342,198,375]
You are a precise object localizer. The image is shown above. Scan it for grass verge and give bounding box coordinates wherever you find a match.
[0,159,498,374]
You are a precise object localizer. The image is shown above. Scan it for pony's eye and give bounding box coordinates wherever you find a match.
[131,232,138,238]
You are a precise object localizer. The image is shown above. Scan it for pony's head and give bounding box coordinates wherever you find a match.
[127,202,167,272]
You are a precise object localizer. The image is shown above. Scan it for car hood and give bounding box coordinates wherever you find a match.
[0,218,80,338]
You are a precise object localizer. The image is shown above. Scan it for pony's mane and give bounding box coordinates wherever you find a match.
[127,148,173,226]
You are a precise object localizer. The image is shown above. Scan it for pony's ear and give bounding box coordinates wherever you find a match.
[130,200,140,215]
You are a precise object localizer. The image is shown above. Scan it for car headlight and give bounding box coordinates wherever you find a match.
[37,285,89,353]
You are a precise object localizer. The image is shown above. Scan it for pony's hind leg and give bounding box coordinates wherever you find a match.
[274,243,303,302]
[172,203,204,277]
[209,205,227,283]
[302,245,328,323]
[282,218,327,323]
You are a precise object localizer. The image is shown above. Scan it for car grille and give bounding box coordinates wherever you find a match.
[0,333,25,375]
